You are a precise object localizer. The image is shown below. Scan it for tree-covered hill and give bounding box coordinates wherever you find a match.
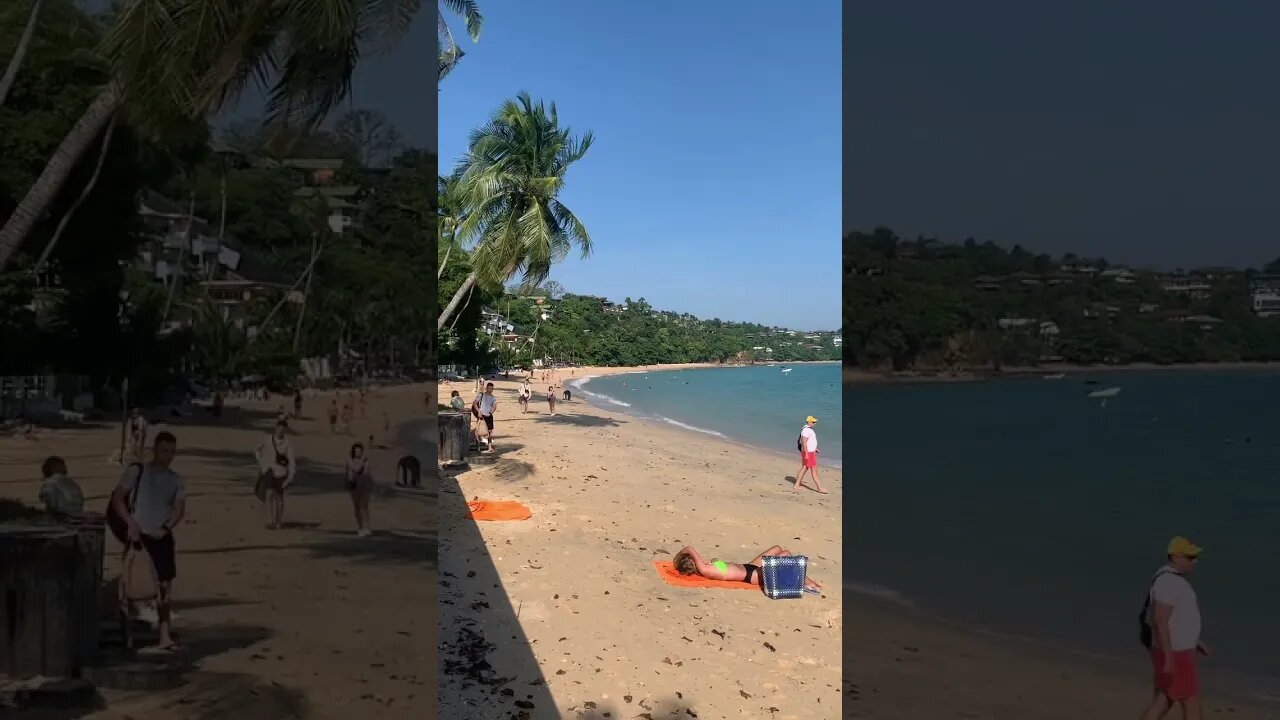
[844,228,1280,370]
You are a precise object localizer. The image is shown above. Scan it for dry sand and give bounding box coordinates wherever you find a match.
[1,384,435,720]
[437,365,844,719]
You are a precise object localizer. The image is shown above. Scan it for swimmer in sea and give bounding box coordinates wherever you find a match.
[672,545,822,592]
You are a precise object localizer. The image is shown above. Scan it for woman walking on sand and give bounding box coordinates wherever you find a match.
[327,399,339,433]
[547,386,558,415]
[345,442,374,536]
[518,380,532,413]
[255,420,296,529]
[340,397,353,434]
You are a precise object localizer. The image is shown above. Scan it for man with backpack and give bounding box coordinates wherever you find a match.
[1140,536,1209,720]
[109,431,186,652]
[793,415,827,494]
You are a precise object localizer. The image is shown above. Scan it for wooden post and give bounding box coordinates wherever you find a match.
[0,524,98,679]
[438,411,471,466]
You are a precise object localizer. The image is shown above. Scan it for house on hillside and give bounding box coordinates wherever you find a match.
[1100,268,1137,284]
[136,191,294,330]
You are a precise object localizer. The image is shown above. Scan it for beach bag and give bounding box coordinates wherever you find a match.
[762,555,809,600]
[105,463,145,544]
[121,544,159,601]
[253,471,270,502]
[1138,569,1175,649]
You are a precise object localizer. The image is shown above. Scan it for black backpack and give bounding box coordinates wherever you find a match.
[796,434,804,452]
[106,463,145,544]
[1137,569,1175,649]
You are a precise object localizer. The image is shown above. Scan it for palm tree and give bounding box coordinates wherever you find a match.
[437,173,466,279]
[334,108,402,168]
[0,0,421,271]
[438,0,482,82]
[437,93,594,330]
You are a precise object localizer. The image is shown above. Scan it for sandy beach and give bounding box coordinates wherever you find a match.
[1,384,435,720]
[437,364,844,719]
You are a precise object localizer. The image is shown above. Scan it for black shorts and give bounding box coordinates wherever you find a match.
[140,532,177,583]
[481,414,494,431]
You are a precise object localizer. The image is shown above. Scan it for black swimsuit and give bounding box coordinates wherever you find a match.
[743,564,760,584]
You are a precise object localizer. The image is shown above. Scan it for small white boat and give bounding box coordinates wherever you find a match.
[781,368,792,373]
[1088,387,1121,398]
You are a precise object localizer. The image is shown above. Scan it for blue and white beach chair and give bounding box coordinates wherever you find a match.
[761,555,809,599]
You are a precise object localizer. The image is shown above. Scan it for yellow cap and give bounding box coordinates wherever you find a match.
[1167,536,1202,557]
[805,416,818,423]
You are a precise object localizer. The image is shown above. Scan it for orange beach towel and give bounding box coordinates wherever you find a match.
[467,500,532,521]
[652,560,757,590]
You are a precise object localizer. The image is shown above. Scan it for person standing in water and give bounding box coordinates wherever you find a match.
[345,442,374,536]
[255,420,296,529]
[793,415,827,494]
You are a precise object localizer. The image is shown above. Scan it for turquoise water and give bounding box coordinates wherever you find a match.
[847,370,1280,698]
[572,363,841,466]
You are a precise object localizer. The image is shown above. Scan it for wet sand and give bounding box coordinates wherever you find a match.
[437,365,843,719]
[1,384,435,720]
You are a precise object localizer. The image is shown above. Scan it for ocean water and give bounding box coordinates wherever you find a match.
[571,363,841,466]
[846,370,1280,698]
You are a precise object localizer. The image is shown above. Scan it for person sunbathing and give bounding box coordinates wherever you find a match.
[673,544,822,591]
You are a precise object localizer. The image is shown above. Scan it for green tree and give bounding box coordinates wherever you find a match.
[0,0,422,270]
[438,93,594,330]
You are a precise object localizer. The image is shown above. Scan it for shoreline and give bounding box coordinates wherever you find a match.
[568,363,843,470]
[845,360,1280,385]
[436,370,844,718]
[849,593,1279,717]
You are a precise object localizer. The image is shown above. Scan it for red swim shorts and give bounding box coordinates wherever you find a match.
[802,450,818,468]
[1150,649,1198,700]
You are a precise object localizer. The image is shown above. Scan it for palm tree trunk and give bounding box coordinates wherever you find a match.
[0,82,122,271]
[0,0,45,108]
[437,239,453,279]
[437,270,477,330]
[292,233,319,353]
[33,113,118,272]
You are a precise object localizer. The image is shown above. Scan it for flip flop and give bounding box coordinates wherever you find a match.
[803,586,821,595]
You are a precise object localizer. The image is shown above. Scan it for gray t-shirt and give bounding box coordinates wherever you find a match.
[39,473,85,515]
[1148,567,1201,651]
[117,464,185,535]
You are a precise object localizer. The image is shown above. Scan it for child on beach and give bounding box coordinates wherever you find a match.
[547,386,557,415]
[38,456,84,517]
[449,390,465,412]
[673,545,822,592]
[345,442,373,536]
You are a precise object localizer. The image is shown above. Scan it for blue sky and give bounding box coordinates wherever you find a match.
[440,0,841,330]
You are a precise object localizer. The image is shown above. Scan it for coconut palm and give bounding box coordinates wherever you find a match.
[438,0,482,82]
[437,173,466,279]
[0,0,421,271]
[437,93,594,330]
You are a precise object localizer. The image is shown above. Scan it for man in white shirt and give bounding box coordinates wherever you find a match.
[792,415,827,494]
[473,382,498,452]
[1141,536,1209,720]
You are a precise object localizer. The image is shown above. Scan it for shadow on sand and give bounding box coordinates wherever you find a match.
[420,416,564,719]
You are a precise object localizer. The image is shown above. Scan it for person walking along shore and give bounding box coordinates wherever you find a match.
[793,415,827,494]
[255,421,296,529]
